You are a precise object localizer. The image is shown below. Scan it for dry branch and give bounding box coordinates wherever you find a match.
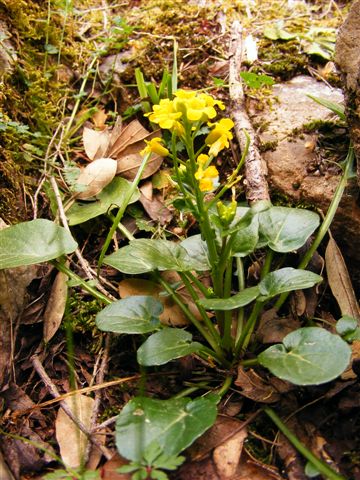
[229,20,270,204]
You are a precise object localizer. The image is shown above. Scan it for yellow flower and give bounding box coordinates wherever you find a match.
[195,164,219,192]
[197,154,210,167]
[205,118,234,156]
[140,137,169,157]
[174,90,225,123]
[144,99,182,130]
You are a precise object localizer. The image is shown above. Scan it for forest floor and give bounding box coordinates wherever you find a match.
[1,1,359,479]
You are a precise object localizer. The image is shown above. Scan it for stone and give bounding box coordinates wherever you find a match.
[250,75,360,292]
[0,20,17,77]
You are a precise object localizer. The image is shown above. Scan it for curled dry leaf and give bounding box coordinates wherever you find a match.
[75,158,117,199]
[107,119,154,158]
[235,366,281,403]
[213,424,247,479]
[43,270,68,343]
[83,127,111,161]
[325,237,360,322]
[55,394,95,469]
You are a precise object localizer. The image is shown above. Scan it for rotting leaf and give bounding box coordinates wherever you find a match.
[213,421,247,479]
[107,119,154,158]
[43,269,68,343]
[325,237,360,323]
[74,157,117,199]
[235,367,281,403]
[55,394,95,469]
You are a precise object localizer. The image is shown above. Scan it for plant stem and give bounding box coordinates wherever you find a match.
[222,258,234,351]
[235,257,245,344]
[216,375,233,397]
[63,54,99,141]
[185,271,211,298]
[234,300,264,359]
[53,260,111,304]
[157,277,229,367]
[275,146,354,311]
[264,407,346,480]
[178,272,222,345]
[98,152,151,270]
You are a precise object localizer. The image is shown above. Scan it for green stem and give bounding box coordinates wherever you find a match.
[234,300,264,359]
[185,271,211,298]
[178,272,222,345]
[275,146,354,311]
[63,54,99,141]
[240,358,259,367]
[235,257,245,344]
[264,407,346,480]
[52,260,112,304]
[216,375,233,397]
[157,277,229,367]
[261,249,274,280]
[98,152,151,270]
[222,258,234,351]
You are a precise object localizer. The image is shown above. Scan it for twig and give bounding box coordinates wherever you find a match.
[228,20,270,205]
[31,354,113,460]
[49,176,117,301]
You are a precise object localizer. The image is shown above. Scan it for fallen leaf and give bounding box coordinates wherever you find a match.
[0,449,15,480]
[325,238,360,322]
[116,151,163,181]
[100,453,131,480]
[107,119,153,158]
[256,308,300,344]
[213,425,247,478]
[139,181,173,224]
[75,157,117,199]
[55,394,95,469]
[43,269,68,343]
[118,278,191,326]
[83,127,111,161]
[235,367,280,403]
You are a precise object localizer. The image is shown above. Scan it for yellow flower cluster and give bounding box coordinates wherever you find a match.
[195,154,219,192]
[145,89,233,156]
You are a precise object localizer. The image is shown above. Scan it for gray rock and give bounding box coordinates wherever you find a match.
[0,20,17,77]
[251,75,360,291]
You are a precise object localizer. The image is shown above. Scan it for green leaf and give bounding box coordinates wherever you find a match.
[66,177,140,226]
[137,328,203,366]
[180,235,210,268]
[307,95,346,121]
[232,214,259,257]
[240,72,274,89]
[258,207,320,252]
[336,315,358,336]
[264,22,297,41]
[115,395,218,461]
[96,296,162,334]
[258,327,351,385]
[104,239,209,274]
[0,219,78,269]
[258,268,322,301]
[199,286,260,311]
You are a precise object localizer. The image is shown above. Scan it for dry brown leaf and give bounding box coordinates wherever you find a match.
[213,426,247,478]
[118,278,191,326]
[0,449,15,480]
[139,181,173,224]
[43,270,68,343]
[234,367,281,403]
[108,119,153,158]
[325,237,360,322]
[100,453,131,479]
[257,308,300,344]
[55,394,95,469]
[83,127,111,161]
[116,152,163,181]
[75,157,117,199]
